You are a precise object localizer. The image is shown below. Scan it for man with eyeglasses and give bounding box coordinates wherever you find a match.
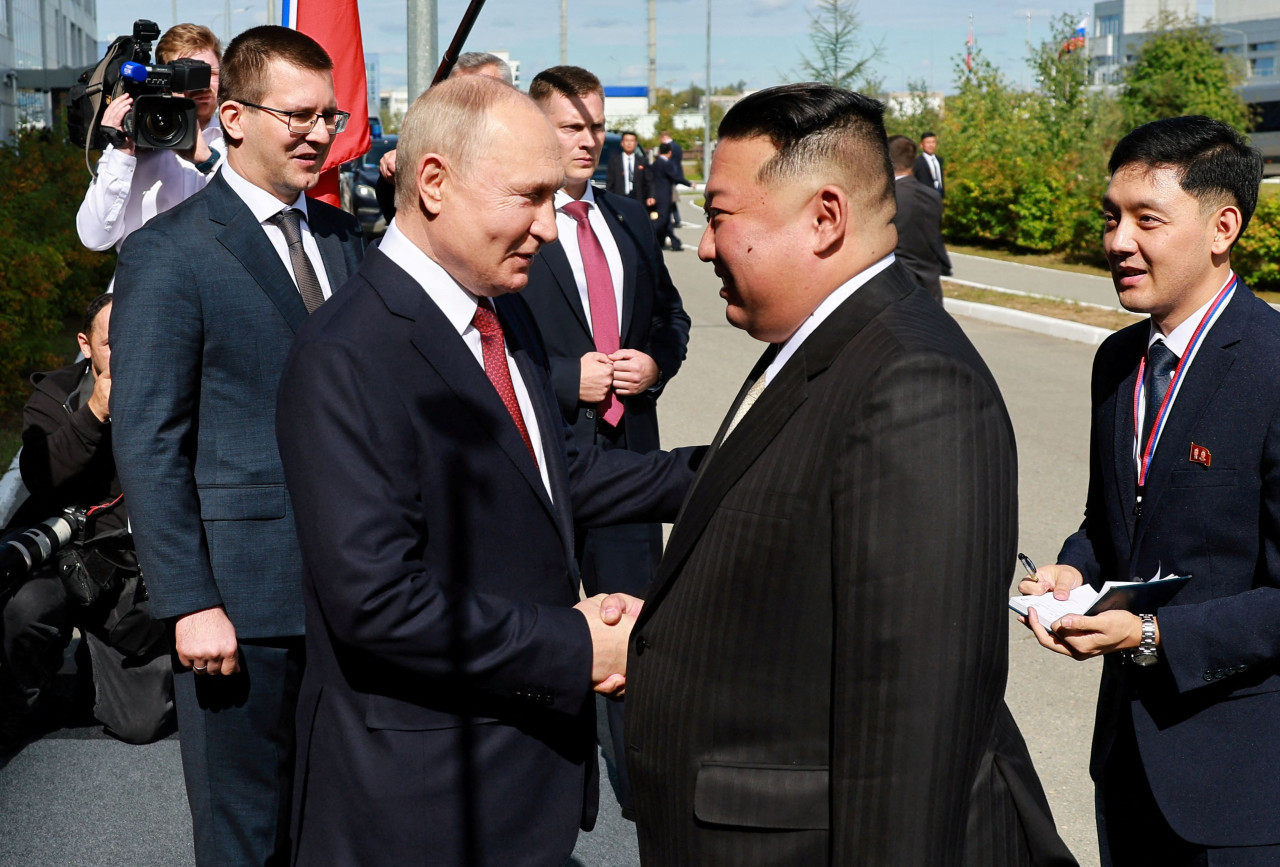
[109,25,364,866]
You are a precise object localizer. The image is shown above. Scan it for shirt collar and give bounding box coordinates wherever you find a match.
[378,219,482,337]
[221,159,310,225]
[555,184,599,212]
[1146,272,1235,357]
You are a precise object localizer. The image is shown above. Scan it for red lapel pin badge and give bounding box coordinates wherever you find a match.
[1189,443,1211,468]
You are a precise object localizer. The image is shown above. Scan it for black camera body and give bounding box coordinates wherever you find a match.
[67,18,211,155]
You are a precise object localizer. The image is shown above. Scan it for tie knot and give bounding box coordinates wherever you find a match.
[472,300,502,336]
[1149,340,1178,378]
[561,200,590,224]
[270,208,304,242]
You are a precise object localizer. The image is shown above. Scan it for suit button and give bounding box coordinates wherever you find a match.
[1203,672,1215,682]
[585,408,596,419]
[635,635,648,656]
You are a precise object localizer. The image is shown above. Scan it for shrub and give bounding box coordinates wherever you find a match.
[1236,197,1280,291]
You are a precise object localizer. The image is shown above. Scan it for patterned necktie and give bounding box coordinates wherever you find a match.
[472,299,537,465]
[625,155,634,195]
[723,373,767,440]
[562,200,624,427]
[268,208,326,313]
[1141,339,1178,449]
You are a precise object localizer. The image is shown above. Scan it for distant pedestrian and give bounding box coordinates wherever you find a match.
[913,131,944,197]
[650,143,689,251]
[659,131,687,226]
[888,135,950,301]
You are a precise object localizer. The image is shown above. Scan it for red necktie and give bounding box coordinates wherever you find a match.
[561,200,624,427]
[472,300,537,465]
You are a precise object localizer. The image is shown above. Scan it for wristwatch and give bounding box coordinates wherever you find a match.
[1131,614,1158,667]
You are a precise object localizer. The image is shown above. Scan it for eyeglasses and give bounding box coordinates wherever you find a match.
[238,101,350,135]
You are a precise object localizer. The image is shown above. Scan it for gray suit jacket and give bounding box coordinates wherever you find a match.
[110,172,364,638]
[626,263,1075,865]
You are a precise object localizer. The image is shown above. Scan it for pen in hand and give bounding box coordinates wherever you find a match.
[1018,552,1038,583]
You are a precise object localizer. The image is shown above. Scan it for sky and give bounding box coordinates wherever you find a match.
[94,0,1217,97]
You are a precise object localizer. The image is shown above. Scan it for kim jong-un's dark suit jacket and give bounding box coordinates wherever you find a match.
[626,261,1075,865]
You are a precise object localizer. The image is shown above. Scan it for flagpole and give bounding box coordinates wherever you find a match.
[433,0,489,85]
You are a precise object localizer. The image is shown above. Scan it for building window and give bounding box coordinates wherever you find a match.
[1254,57,1276,77]
[1097,14,1120,38]
[1251,42,1276,52]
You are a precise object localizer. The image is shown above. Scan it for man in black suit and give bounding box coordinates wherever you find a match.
[522,65,690,817]
[913,130,944,197]
[606,130,654,211]
[110,26,364,865]
[659,130,687,226]
[650,143,689,251]
[625,84,1074,865]
[889,134,950,300]
[1019,117,1280,863]
[276,75,700,866]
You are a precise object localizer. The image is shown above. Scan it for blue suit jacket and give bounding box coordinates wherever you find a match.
[275,247,700,865]
[110,172,364,638]
[1059,285,1280,847]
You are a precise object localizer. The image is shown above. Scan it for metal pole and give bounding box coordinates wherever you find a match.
[648,0,657,108]
[703,0,711,182]
[172,1,178,26]
[268,0,277,27]
[225,0,231,43]
[407,0,438,101]
[560,0,568,64]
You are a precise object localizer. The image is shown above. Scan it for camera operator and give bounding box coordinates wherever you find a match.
[76,24,224,255]
[0,294,173,752]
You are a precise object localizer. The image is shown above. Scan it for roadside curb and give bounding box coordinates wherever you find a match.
[944,297,1114,346]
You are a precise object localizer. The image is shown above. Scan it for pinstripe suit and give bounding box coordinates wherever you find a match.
[626,263,1074,865]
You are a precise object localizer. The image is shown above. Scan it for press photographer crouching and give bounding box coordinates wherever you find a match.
[76,22,224,255]
[0,294,173,752]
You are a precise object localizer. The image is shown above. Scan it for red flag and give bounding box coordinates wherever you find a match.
[295,0,371,206]
[965,22,975,72]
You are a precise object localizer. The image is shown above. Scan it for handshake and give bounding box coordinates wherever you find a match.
[575,592,643,697]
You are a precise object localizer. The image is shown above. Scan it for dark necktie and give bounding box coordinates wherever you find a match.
[625,156,634,194]
[1141,340,1178,449]
[268,208,326,313]
[472,299,537,465]
[562,200,624,426]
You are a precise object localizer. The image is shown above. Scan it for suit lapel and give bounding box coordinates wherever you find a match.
[1111,350,1141,542]
[539,240,591,336]
[1132,289,1247,552]
[644,266,914,615]
[207,173,309,332]
[310,205,351,292]
[597,194,640,338]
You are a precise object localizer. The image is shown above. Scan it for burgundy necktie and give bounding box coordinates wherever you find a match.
[561,200,624,426]
[472,299,537,465]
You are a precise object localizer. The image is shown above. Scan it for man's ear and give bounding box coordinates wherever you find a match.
[219,102,244,145]
[1211,204,1243,257]
[417,153,447,216]
[812,185,847,256]
[76,333,91,359]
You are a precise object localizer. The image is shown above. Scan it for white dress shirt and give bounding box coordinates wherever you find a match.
[623,153,635,195]
[923,152,941,188]
[379,220,552,498]
[76,118,225,253]
[763,254,897,386]
[554,186,625,337]
[221,160,335,300]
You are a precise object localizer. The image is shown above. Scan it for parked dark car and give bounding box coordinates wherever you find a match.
[592,131,623,187]
[339,135,398,239]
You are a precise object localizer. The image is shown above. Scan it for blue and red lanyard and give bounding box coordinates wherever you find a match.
[1131,273,1237,512]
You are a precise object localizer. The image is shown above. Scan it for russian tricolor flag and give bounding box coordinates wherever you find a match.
[282,0,371,206]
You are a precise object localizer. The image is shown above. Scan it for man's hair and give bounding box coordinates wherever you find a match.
[920,131,937,140]
[82,293,113,337]
[528,65,602,106]
[658,142,672,156]
[218,26,333,107]
[718,83,894,211]
[620,130,638,139]
[887,135,917,172]
[452,51,514,86]
[1109,115,1263,237]
[396,75,530,210]
[156,23,221,64]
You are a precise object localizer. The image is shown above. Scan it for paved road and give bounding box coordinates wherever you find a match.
[952,252,1119,309]
[0,220,1104,866]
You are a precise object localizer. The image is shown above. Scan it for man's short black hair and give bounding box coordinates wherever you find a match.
[920,131,937,140]
[620,130,638,139]
[1109,115,1263,237]
[717,83,894,209]
[82,293,113,336]
[658,142,672,155]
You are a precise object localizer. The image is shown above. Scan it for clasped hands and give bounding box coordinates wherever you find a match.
[580,350,660,404]
[575,592,643,697]
[1016,563,1154,660]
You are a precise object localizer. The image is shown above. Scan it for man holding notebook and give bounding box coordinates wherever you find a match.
[1018,116,1280,863]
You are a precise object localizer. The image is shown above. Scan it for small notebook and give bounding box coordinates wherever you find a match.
[1009,574,1191,626]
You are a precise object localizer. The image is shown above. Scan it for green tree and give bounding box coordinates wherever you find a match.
[797,0,883,90]
[1119,12,1250,131]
